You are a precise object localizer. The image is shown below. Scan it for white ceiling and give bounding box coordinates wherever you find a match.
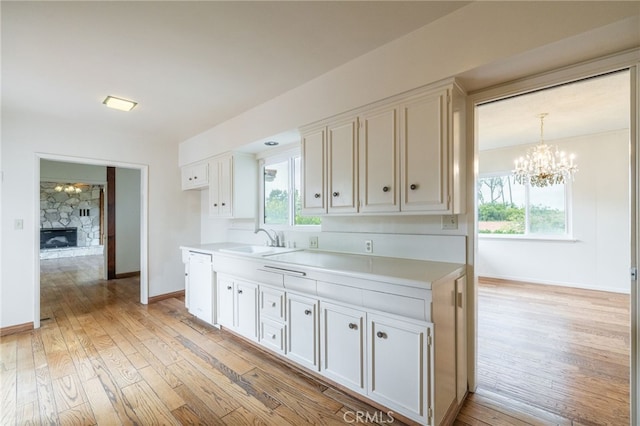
[1,1,469,144]
[478,70,631,151]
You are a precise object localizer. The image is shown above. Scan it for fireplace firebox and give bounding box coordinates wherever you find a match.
[40,228,78,250]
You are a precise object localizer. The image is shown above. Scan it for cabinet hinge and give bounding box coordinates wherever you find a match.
[631,267,638,281]
[428,407,433,421]
[427,334,433,347]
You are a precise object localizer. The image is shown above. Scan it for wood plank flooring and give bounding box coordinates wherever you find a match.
[1,257,631,425]
[456,278,630,426]
[3,256,413,425]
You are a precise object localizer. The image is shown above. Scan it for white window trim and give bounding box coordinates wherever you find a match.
[258,146,321,231]
[477,171,574,240]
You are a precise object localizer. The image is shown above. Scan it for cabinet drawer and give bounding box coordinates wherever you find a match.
[260,287,285,321]
[260,318,286,354]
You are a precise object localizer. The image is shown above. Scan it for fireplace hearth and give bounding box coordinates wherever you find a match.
[40,228,78,250]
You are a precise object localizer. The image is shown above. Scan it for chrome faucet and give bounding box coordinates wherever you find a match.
[255,228,279,247]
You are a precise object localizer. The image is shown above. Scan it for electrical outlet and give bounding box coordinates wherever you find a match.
[442,215,458,230]
[309,236,319,249]
[365,240,373,253]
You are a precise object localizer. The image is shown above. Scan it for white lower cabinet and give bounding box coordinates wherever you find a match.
[369,313,433,424]
[216,275,258,341]
[320,302,366,393]
[210,253,464,426]
[286,292,319,371]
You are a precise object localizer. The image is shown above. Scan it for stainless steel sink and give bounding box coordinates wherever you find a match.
[219,245,300,256]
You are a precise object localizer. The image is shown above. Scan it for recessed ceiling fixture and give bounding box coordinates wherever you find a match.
[264,141,279,146]
[103,95,137,112]
[513,113,578,187]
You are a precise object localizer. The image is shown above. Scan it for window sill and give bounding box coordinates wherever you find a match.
[478,234,577,243]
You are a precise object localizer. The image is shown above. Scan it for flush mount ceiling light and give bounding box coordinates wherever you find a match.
[103,95,137,112]
[264,141,279,146]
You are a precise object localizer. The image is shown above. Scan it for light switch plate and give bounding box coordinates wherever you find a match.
[309,236,318,249]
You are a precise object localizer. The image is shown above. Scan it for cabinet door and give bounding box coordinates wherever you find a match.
[368,314,433,424]
[320,302,366,392]
[235,281,258,341]
[359,106,399,213]
[327,117,358,214]
[217,277,235,328]
[287,293,319,371]
[209,159,222,216]
[218,155,233,217]
[181,162,208,190]
[301,126,326,215]
[400,88,450,212]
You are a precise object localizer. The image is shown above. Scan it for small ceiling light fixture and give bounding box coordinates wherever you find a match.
[54,184,82,194]
[264,141,279,147]
[513,113,578,187]
[103,95,137,112]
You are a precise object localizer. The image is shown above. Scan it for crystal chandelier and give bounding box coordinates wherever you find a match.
[513,113,578,187]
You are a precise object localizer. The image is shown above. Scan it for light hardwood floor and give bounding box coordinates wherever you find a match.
[456,278,630,426]
[0,257,631,425]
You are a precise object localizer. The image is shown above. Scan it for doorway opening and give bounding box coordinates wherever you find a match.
[473,70,631,423]
[35,154,149,329]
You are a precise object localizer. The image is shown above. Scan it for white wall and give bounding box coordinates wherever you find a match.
[1,110,201,329]
[477,130,630,293]
[115,167,141,275]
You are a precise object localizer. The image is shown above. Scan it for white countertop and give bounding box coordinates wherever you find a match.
[180,243,465,288]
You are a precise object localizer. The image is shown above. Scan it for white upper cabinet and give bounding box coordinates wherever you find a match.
[209,153,257,218]
[299,79,465,216]
[181,161,209,190]
[301,126,326,215]
[327,116,358,214]
[359,106,399,213]
[400,88,449,212]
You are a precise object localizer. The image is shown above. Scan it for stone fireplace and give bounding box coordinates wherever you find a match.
[40,182,104,258]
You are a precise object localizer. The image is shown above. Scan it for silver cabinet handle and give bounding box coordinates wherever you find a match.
[226,285,232,290]
[376,331,387,339]
[304,309,312,315]
[382,186,389,192]
[410,184,418,190]
[314,193,321,198]
[238,289,243,294]
[262,265,306,277]
[348,323,358,330]
[332,191,340,197]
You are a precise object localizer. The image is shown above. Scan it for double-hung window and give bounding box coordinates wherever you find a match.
[260,149,321,228]
[477,173,570,237]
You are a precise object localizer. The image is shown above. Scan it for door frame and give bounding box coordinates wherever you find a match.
[466,49,639,423]
[34,153,149,329]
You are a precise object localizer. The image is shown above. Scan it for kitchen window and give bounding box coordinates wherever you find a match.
[477,173,571,238]
[261,149,321,228]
